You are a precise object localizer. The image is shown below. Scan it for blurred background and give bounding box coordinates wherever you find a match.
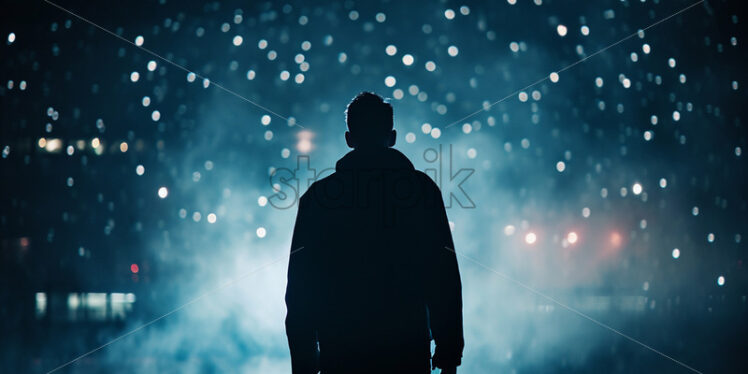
[1,0,746,372]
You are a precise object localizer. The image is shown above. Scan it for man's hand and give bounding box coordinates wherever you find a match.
[439,367,457,374]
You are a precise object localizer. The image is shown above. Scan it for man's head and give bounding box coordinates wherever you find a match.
[345,92,396,149]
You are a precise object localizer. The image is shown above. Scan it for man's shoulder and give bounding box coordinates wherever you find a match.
[413,170,442,193]
[300,168,441,201]
[300,171,339,202]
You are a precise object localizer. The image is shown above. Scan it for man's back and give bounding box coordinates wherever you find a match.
[285,147,464,374]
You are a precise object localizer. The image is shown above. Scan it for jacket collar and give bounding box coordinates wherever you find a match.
[335,147,415,171]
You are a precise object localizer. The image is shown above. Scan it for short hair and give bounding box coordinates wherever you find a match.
[345,92,393,140]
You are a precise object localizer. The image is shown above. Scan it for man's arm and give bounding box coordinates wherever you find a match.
[285,194,319,374]
[424,179,465,370]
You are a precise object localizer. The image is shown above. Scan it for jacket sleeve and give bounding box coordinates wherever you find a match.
[285,194,320,374]
[424,180,465,369]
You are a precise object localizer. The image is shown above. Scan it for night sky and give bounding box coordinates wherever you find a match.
[1,0,746,373]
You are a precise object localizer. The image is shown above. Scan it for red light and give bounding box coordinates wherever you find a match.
[610,232,622,247]
[130,263,139,274]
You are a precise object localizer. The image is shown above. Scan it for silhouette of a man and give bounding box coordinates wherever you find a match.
[285,92,464,374]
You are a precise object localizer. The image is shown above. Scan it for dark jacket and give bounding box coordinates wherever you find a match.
[285,148,464,374]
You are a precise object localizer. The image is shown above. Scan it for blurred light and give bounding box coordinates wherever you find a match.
[402,54,414,66]
[38,137,47,148]
[258,196,268,207]
[376,12,386,23]
[130,263,139,274]
[134,35,144,46]
[610,232,622,247]
[525,232,537,244]
[632,183,643,195]
[659,178,667,188]
[257,227,267,238]
[444,9,455,20]
[261,114,271,126]
[556,161,566,172]
[142,96,151,106]
[91,137,101,148]
[207,213,217,223]
[707,233,715,243]
[8,32,16,43]
[405,132,416,143]
[717,276,725,286]
[550,72,559,83]
[567,232,578,244]
[430,128,441,139]
[385,45,397,56]
[385,76,396,87]
[119,142,128,152]
[158,187,168,199]
[147,60,157,71]
[504,225,516,236]
[68,293,80,309]
[130,71,139,82]
[581,25,590,36]
[425,61,436,71]
[151,110,161,121]
[135,165,145,175]
[447,45,459,57]
[582,207,591,218]
[672,248,680,259]
[556,24,568,37]
[232,35,243,46]
[35,292,47,318]
[297,130,314,153]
